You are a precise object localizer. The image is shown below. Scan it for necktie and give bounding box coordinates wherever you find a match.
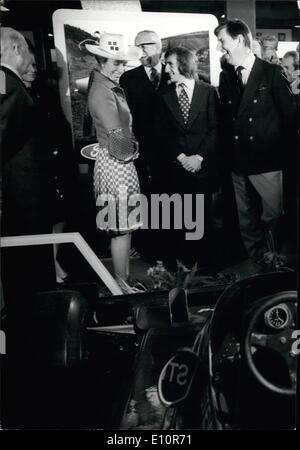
[150,67,160,89]
[235,65,245,97]
[178,83,190,125]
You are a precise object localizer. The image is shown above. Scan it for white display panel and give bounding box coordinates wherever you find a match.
[52,9,220,149]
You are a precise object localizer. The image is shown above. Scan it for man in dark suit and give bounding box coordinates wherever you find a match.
[157,46,219,267]
[0,27,55,298]
[215,19,297,271]
[119,30,169,193]
[119,30,170,261]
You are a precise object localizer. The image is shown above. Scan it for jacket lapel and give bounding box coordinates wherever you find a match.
[237,57,264,118]
[159,64,169,89]
[140,63,169,90]
[186,81,204,129]
[162,85,186,128]
[1,65,30,96]
[136,65,151,85]
[162,81,205,129]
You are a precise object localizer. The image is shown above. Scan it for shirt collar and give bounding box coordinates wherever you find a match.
[144,62,162,76]
[236,51,256,72]
[1,63,24,82]
[176,77,195,103]
[177,77,195,91]
[95,69,120,88]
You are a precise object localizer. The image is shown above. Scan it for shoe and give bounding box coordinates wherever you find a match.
[116,276,147,294]
[126,276,147,291]
[55,276,72,290]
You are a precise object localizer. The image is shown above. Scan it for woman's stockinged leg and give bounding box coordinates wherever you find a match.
[111,233,131,281]
[125,232,132,277]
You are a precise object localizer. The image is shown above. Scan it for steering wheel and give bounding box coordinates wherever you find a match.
[244,291,297,396]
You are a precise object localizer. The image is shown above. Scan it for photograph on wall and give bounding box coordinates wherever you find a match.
[67,27,211,149]
[53,9,220,151]
[1,0,298,433]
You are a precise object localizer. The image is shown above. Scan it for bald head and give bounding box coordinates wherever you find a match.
[1,27,33,76]
[134,30,162,67]
[252,39,262,58]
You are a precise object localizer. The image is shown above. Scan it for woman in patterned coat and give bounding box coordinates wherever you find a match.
[81,33,142,289]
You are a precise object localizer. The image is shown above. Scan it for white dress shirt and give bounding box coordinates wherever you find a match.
[235,51,256,85]
[175,77,203,167]
[176,77,195,103]
[144,62,163,80]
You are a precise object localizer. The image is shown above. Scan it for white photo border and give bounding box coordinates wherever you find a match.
[53,8,221,129]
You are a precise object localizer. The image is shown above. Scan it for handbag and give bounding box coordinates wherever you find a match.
[108,128,139,163]
[80,129,139,162]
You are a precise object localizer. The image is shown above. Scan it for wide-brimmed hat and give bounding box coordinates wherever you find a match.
[82,33,142,61]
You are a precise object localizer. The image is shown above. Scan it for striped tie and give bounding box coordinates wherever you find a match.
[150,67,160,89]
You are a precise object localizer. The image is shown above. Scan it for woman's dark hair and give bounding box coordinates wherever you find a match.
[95,55,108,65]
[165,46,196,79]
[214,19,252,49]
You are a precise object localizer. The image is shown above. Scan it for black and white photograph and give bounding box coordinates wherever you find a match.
[0,0,299,433]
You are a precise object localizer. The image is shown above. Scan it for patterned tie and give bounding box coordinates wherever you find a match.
[150,67,160,89]
[178,83,190,125]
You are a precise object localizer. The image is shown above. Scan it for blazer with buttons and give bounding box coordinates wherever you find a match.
[219,57,297,175]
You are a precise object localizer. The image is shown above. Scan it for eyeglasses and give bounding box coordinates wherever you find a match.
[138,43,157,49]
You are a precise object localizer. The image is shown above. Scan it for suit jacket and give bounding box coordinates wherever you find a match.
[28,78,78,223]
[0,66,54,235]
[119,64,169,187]
[218,57,298,175]
[157,80,219,193]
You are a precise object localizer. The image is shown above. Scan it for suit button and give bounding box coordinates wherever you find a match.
[228,100,232,104]
[249,136,254,141]
[53,149,59,156]
[234,135,239,140]
[249,117,253,122]
[253,99,257,103]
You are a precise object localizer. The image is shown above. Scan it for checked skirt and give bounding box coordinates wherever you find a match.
[93,148,142,233]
